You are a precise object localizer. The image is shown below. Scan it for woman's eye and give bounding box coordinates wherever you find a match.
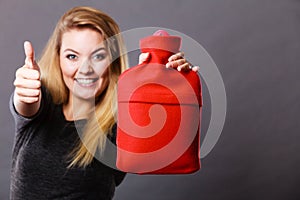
[66,54,77,60]
[93,53,106,61]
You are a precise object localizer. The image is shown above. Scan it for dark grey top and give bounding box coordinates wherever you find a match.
[9,87,126,200]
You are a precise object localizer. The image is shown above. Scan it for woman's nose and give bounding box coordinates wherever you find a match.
[79,59,94,74]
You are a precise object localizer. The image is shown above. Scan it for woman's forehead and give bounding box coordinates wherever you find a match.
[61,28,106,53]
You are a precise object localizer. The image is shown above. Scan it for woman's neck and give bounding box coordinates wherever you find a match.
[63,94,94,121]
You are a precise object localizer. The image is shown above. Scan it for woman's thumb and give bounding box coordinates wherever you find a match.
[24,41,39,70]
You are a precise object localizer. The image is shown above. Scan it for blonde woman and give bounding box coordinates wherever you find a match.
[10,6,198,200]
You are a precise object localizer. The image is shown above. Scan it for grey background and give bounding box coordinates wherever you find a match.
[0,0,299,199]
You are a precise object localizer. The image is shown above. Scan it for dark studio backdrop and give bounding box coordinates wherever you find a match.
[0,0,299,199]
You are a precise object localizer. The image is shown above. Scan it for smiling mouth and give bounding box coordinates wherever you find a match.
[75,78,99,86]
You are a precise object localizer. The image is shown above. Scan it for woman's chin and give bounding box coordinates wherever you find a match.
[72,89,98,101]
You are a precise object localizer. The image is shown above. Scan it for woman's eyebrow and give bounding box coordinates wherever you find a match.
[63,48,79,54]
[91,47,106,55]
[62,47,106,55]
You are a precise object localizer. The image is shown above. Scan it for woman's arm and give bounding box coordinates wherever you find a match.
[13,41,41,117]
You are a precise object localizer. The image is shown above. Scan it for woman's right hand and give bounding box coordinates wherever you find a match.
[13,41,41,117]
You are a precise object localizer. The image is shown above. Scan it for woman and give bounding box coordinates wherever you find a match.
[10,6,198,200]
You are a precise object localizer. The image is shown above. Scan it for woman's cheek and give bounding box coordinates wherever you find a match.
[94,59,110,77]
[60,60,78,78]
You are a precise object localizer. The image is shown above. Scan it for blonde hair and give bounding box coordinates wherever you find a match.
[38,6,128,167]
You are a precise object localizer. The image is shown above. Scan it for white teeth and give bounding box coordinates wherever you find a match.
[76,78,97,85]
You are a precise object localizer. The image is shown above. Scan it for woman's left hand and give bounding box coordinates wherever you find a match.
[139,52,199,72]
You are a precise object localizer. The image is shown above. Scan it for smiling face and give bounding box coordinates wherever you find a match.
[59,28,110,101]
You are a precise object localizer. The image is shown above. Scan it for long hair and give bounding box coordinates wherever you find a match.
[38,6,128,167]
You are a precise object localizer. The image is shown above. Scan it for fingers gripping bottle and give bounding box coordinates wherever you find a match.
[116,30,203,174]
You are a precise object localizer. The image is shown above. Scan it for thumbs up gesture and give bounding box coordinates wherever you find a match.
[13,41,41,111]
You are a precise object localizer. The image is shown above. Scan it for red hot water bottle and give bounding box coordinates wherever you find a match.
[116,30,203,174]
